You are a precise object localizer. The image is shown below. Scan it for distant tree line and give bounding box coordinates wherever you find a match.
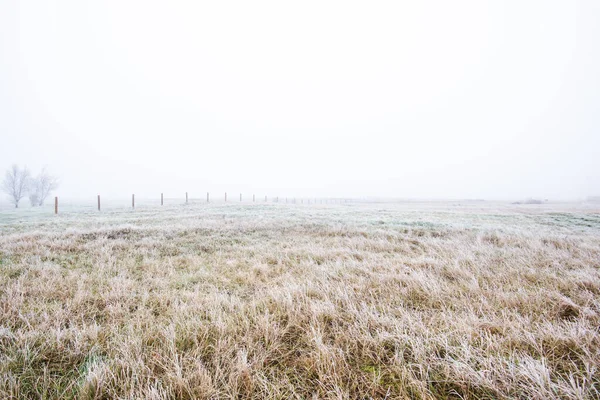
[2,165,59,208]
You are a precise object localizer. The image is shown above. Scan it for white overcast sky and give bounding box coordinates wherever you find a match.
[1,1,599,201]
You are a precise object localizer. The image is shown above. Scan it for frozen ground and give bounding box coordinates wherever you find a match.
[0,201,599,398]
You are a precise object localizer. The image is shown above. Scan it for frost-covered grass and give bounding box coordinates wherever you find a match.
[0,201,599,399]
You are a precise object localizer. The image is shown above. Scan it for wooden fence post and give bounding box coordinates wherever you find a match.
[253,194,255,202]
[225,192,227,202]
[132,194,135,209]
[207,192,209,203]
[186,192,188,204]
[161,193,164,206]
[54,196,58,214]
[240,193,242,202]
[98,195,101,211]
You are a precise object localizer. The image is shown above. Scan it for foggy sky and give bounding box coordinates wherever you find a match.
[1,1,599,202]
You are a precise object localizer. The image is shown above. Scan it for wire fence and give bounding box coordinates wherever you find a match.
[0,193,353,215]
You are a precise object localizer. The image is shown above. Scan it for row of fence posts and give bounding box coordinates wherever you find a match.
[53,193,350,214]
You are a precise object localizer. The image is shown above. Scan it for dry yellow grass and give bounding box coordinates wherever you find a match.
[0,201,599,399]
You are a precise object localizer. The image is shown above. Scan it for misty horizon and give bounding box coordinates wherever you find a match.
[1,1,599,202]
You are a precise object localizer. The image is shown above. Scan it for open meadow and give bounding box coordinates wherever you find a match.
[0,200,599,399]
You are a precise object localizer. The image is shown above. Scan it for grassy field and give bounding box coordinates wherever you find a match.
[0,201,599,399]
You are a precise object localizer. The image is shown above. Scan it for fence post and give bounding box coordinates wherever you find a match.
[54,196,58,214]
[240,193,242,202]
[132,194,135,209]
[225,192,227,202]
[161,193,164,206]
[98,195,101,211]
[186,192,188,204]
[265,195,267,202]
[207,192,209,203]
[253,194,255,202]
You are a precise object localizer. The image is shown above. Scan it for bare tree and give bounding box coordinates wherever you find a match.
[2,165,30,208]
[28,168,59,206]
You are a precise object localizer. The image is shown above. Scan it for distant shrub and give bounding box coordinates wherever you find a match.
[524,198,543,204]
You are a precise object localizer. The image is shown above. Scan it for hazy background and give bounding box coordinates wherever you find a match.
[1,0,599,202]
